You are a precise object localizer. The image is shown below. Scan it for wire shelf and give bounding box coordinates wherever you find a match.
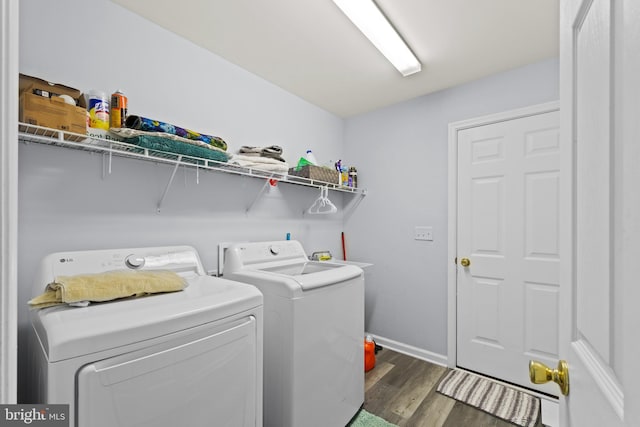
[17,123,366,195]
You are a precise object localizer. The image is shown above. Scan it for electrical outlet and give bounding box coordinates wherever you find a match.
[414,226,433,241]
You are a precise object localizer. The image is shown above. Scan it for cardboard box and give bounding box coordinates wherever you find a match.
[19,74,87,135]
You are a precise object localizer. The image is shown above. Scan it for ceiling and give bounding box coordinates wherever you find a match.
[113,0,559,118]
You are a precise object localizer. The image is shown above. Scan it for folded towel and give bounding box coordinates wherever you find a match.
[239,145,286,162]
[122,134,229,165]
[110,128,226,153]
[28,270,187,309]
[239,145,283,155]
[124,115,228,151]
[229,154,290,173]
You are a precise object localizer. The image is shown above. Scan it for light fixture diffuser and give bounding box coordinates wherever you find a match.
[332,0,421,76]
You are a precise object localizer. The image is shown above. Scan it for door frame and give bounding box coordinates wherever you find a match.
[0,0,19,404]
[446,101,560,368]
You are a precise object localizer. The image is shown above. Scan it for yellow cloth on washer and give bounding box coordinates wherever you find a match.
[28,270,187,309]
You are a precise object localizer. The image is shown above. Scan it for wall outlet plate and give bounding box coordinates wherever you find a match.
[414,226,433,241]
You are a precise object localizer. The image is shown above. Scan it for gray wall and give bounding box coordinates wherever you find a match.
[343,58,559,357]
[17,0,349,401]
[17,0,559,401]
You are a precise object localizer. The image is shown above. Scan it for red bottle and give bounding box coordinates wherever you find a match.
[364,335,376,372]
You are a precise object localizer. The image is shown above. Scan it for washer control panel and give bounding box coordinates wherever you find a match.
[33,246,204,298]
[44,247,201,279]
[124,255,146,269]
[232,241,307,266]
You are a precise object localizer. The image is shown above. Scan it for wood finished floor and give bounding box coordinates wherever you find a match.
[363,349,545,427]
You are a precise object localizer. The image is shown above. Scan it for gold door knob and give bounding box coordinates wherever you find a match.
[529,360,570,396]
[460,257,471,267]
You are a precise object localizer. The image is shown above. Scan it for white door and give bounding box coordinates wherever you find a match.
[557,0,640,425]
[456,107,561,395]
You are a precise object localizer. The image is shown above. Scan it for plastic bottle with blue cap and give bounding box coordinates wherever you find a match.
[305,150,318,165]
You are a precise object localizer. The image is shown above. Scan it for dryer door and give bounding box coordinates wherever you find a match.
[76,315,259,427]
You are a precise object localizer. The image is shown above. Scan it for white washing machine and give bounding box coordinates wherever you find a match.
[223,240,364,427]
[26,246,263,427]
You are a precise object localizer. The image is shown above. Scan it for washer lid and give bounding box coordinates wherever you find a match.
[32,275,262,362]
[257,261,363,291]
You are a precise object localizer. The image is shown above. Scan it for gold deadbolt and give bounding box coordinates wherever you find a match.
[460,257,471,267]
[529,360,570,396]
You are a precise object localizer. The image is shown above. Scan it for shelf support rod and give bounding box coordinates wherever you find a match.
[157,157,182,213]
[342,190,367,222]
[246,178,273,214]
[101,149,113,180]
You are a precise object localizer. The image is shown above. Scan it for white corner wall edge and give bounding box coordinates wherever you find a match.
[366,333,448,367]
[0,0,19,404]
[445,100,560,369]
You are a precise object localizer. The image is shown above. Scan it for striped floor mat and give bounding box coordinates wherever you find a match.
[436,370,540,427]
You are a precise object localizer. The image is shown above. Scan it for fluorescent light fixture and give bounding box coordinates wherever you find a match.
[332,0,421,76]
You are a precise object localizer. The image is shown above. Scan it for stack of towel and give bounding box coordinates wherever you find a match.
[229,145,290,173]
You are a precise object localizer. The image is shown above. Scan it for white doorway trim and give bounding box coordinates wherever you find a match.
[0,0,19,404]
[446,101,560,368]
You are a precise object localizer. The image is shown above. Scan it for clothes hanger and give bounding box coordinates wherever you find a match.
[307,186,337,214]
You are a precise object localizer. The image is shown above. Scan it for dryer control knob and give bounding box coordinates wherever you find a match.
[125,254,145,269]
[269,245,280,255]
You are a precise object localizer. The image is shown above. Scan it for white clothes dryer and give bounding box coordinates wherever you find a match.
[26,246,263,427]
[223,240,364,427]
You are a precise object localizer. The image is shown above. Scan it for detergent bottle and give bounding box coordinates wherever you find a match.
[304,150,318,165]
[364,335,376,372]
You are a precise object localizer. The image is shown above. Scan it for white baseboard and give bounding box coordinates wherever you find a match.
[366,333,448,367]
